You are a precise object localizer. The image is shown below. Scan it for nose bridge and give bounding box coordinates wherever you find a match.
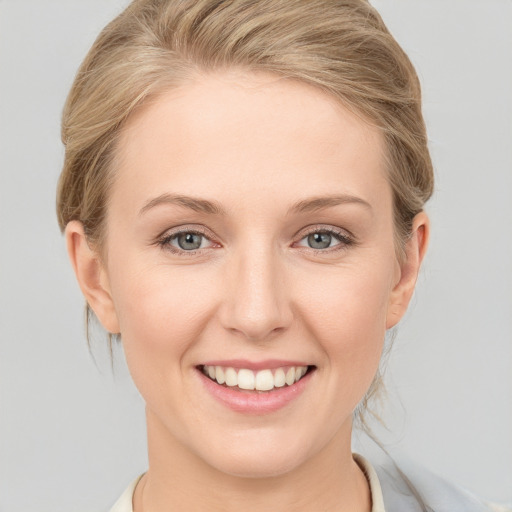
[220,240,292,341]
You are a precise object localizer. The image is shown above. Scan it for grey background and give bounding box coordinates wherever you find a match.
[1,0,511,510]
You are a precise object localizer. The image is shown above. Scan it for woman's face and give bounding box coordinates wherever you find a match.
[75,72,424,477]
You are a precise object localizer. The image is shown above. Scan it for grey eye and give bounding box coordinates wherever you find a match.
[307,232,332,249]
[176,232,204,250]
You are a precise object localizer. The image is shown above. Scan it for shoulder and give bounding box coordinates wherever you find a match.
[372,454,510,512]
[108,475,142,512]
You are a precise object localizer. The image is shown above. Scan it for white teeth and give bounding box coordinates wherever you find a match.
[215,366,225,385]
[203,365,310,391]
[274,368,286,388]
[225,367,238,387]
[238,369,255,390]
[255,369,274,391]
[285,367,296,386]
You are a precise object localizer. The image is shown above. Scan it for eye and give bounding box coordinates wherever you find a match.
[295,228,353,251]
[158,228,217,254]
[173,232,208,251]
[306,232,336,249]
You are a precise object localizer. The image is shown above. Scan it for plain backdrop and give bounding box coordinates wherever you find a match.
[0,1,511,510]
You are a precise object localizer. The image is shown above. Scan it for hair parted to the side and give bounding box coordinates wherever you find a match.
[56,0,434,429]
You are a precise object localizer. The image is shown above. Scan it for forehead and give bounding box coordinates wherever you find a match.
[113,71,389,217]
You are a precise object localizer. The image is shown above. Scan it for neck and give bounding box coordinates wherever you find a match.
[134,410,371,512]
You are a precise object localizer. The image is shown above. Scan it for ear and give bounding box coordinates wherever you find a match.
[386,212,430,329]
[65,221,120,334]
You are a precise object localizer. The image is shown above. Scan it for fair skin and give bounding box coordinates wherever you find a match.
[67,71,428,511]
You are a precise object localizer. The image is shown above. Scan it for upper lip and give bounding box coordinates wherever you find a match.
[199,359,312,371]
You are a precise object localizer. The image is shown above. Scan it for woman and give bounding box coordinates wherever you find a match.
[56,1,508,511]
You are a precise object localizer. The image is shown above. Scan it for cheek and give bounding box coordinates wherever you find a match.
[107,259,223,418]
[109,259,217,361]
[297,262,392,381]
[303,263,391,332]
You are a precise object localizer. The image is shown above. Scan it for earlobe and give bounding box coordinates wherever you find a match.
[65,221,120,334]
[386,212,430,329]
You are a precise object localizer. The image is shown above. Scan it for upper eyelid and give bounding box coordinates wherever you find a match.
[159,224,350,238]
[156,224,353,250]
[294,224,354,240]
[158,224,215,240]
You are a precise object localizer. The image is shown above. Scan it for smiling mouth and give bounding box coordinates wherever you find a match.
[199,365,315,392]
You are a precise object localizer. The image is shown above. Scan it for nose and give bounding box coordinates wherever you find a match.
[219,245,293,342]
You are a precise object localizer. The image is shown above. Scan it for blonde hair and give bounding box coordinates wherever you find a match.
[56,0,434,425]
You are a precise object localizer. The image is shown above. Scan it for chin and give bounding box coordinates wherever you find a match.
[211,452,306,479]
[199,432,313,479]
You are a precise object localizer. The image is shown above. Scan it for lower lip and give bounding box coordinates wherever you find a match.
[197,369,313,414]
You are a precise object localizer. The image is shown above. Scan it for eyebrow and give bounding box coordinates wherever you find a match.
[139,193,226,216]
[139,192,371,217]
[288,194,372,214]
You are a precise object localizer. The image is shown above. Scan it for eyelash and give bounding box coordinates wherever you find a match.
[295,226,355,254]
[156,225,355,256]
[156,227,215,255]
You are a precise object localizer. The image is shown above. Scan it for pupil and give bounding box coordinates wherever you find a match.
[178,233,202,250]
[308,232,331,249]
